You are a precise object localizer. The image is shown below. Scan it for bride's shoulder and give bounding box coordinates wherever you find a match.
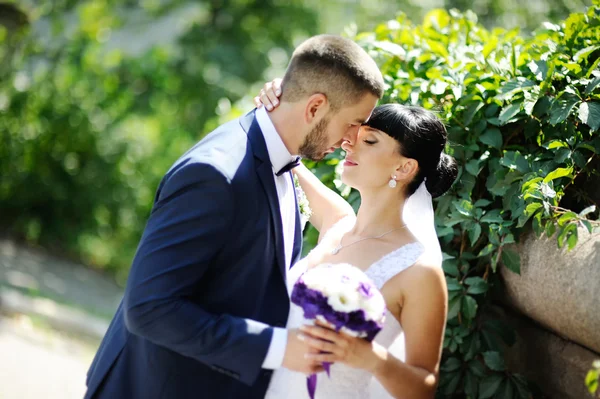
[390,257,446,297]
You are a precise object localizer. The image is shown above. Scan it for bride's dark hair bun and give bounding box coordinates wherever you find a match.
[364,104,458,198]
[426,153,458,198]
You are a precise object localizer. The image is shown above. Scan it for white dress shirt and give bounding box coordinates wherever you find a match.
[255,106,297,369]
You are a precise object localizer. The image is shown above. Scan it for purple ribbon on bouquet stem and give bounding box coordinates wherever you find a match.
[306,362,331,399]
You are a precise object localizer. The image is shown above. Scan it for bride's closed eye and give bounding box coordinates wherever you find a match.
[363,140,377,145]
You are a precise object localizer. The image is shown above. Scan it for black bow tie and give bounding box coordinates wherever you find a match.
[275,157,301,176]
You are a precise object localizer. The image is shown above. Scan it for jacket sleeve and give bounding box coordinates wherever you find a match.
[123,161,273,385]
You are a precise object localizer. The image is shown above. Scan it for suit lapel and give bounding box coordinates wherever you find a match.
[241,111,287,279]
[290,173,303,268]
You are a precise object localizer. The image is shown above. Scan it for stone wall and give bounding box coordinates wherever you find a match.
[500,227,600,398]
[503,310,598,399]
[501,227,600,353]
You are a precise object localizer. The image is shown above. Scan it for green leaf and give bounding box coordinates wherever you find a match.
[463,371,479,397]
[448,295,462,320]
[498,103,521,125]
[462,295,478,319]
[481,209,504,224]
[468,359,486,377]
[539,182,557,199]
[574,45,600,62]
[447,278,464,291]
[585,76,600,96]
[580,205,596,217]
[578,102,600,131]
[463,101,485,125]
[474,199,492,207]
[483,351,506,371]
[528,60,548,81]
[586,368,599,394]
[441,357,462,372]
[543,140,569,149]
[469,223,482,246]
[497,379,515,399]
[465,159,483,176]
[454,199,474,216]
[582,220,593,234]
[501,248,521,274]
[500,151,529,173]
[557,224,577,249]
[441,369,462,395]
[443,260,461,277]
[525,202,542,216]
[548,97,580,125]
[543,167,572,183]
[479,128,503,149]
[567,227,578,251]
[496,78,535,101]
[478,243,496,257]
[532,212,543,236]
[558,211,578,226]
[372,41,406,57]
[466,277,489,294]
[479,374,504,399]
[545,220,557,237]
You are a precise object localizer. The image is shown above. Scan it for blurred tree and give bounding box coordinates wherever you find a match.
[0,3,28,32]
[0,0,317,280]
[310,0,591,34]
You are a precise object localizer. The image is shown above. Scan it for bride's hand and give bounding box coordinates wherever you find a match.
[253,78,283,111]
[299,322,386,372]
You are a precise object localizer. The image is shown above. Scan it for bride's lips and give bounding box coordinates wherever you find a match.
[344,157,358,167]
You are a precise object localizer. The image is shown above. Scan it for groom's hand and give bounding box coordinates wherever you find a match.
[282,329,325,374]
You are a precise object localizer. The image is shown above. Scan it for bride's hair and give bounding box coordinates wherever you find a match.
[363,104,458,198]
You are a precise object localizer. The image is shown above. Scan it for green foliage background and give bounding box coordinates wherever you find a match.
[305,4,600,398]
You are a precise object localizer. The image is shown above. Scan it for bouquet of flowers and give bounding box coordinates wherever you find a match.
[290,263,387,399]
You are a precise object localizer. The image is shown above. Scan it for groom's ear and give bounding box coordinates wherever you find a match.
[304,93,329,124]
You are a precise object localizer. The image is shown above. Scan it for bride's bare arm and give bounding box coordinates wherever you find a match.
[300,261,447,399]
[293,163,354,236]
[255,79,355,236]
[370,262,447,398]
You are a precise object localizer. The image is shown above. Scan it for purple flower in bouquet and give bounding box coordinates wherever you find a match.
[290,263,387,399]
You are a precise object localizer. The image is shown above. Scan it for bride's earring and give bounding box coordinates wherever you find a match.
[388,175,397,188]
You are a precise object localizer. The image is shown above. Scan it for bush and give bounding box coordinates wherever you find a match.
[302,3,600,397]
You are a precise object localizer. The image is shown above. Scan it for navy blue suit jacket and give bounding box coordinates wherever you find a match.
[85,111,302,399]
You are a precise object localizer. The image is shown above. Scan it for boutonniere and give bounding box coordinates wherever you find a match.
[293,174,312,230]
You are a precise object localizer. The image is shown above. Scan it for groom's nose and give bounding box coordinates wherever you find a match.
[343,125,360,146]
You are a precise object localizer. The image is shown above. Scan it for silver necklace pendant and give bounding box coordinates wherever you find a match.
[329,224,408,256]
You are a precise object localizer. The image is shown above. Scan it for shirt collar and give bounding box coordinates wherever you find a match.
[255,106,297,173]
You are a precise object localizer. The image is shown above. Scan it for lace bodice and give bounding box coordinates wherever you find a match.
[265,216,425,399]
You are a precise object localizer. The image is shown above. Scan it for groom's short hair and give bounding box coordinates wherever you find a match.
[281,35,384,111]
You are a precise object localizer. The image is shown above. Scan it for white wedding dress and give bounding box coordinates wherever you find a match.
[264,216,425,399]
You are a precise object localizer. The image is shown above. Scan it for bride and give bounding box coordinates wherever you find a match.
[255,80,458,398]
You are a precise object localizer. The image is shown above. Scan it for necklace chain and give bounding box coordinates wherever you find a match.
[331,225,407,255]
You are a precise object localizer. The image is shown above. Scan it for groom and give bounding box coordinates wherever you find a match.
[84,35,383,399]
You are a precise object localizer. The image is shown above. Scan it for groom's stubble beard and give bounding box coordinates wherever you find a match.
[298,116,330,161]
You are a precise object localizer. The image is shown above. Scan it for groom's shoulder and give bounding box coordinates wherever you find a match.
[173,117,249,182]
